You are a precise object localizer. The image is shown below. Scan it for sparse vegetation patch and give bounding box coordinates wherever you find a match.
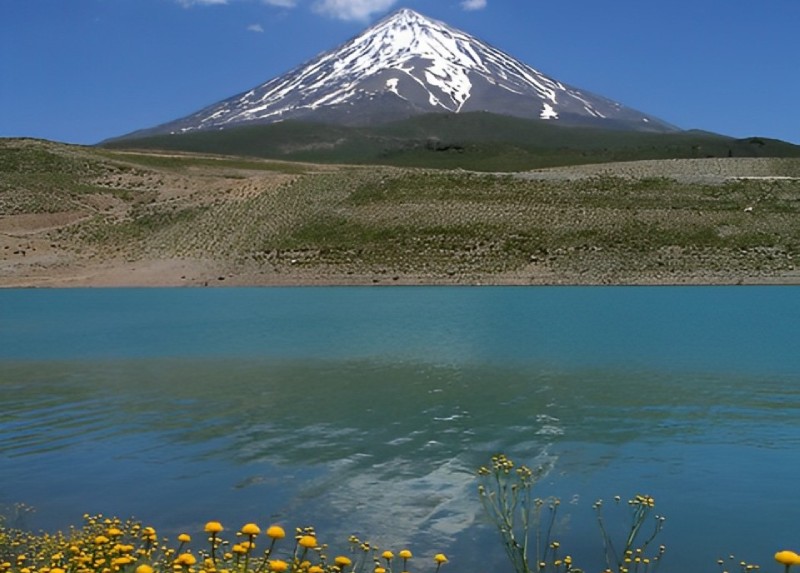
[2,139,800,285]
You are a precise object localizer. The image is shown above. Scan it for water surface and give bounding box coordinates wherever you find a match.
[1,287,798,572]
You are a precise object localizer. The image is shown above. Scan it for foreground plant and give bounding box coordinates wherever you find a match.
[478,454,670,573]
[715,554,761,573]
[775,550,800,573]
[3,470,795,573]
[593,495,666,573]
[477,453,567,573]
[0,514,447,573]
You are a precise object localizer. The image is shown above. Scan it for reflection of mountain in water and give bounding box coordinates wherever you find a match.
[3,359,567,547]
[3,357,800,570]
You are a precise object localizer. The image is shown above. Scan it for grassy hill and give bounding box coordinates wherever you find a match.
[103,112,800,172]
[3,137,800,286]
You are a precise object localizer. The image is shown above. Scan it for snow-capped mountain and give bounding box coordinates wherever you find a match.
[140,8,675,135]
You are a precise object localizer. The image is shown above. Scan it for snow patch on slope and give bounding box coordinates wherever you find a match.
[540,103,558,120]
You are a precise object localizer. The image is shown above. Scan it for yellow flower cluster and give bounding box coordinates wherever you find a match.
[0,515,447,573]
[629,495,655,508]
[490,453,515,474]
[716,554,763,573]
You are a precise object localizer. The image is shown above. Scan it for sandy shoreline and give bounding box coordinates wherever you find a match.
[3,254,799,288]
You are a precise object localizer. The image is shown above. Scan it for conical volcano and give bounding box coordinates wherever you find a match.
[135,8,675,136]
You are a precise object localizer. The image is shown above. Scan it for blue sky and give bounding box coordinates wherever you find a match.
[2,0,798,145]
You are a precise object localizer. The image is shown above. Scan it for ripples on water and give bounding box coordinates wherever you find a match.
[3,356,800,572]
[2,287,800,573]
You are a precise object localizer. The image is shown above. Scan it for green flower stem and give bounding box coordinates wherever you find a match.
[243,534,256,573]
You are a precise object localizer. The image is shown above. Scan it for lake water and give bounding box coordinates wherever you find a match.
[1,287,799,572]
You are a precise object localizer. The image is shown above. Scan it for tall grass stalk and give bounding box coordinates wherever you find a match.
[477,454,563,573]
[593,495,666,573]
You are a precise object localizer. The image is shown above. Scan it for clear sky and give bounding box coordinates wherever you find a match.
[2,0,798,145]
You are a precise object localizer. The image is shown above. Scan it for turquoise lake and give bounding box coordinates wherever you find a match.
[1,286,799,572]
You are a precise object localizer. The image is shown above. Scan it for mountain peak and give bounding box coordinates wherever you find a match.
[385,7,426,20]
[130,9,675,137]
[381,7,436,24]
[376,7,452,32]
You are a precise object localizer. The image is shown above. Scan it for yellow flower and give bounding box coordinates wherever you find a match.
[381,551,394,561]
[434,554,448,564]
[205,522,224,534]
[775,551,800,566]
[298,536,317,549]
[135,567,154,573]
[266,526,286,540]
[398,550,412,560]
[241,524,261,536]
[50,569,65,573]
[107,528,123,538]
[375,568,387,573]
[178,534,191,543]
[176,554,197,567]
[334,556,352,567]
[269,560,289,572]
[308,567,324,573]
[232,545,247,555]
[95,536,110,545]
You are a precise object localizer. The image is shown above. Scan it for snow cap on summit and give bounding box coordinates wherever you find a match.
[138,8,675,136]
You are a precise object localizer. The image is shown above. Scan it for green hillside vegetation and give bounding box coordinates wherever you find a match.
[2,137,800,285]
[104,112,800,172]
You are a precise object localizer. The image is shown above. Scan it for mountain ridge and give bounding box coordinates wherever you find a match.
[105,111,800,172]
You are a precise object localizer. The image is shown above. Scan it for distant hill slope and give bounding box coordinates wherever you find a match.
[3,138,800,286]
[103,112,800,172]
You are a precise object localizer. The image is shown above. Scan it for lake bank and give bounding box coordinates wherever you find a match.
[3,253,800,287]
[3,141,800,287]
